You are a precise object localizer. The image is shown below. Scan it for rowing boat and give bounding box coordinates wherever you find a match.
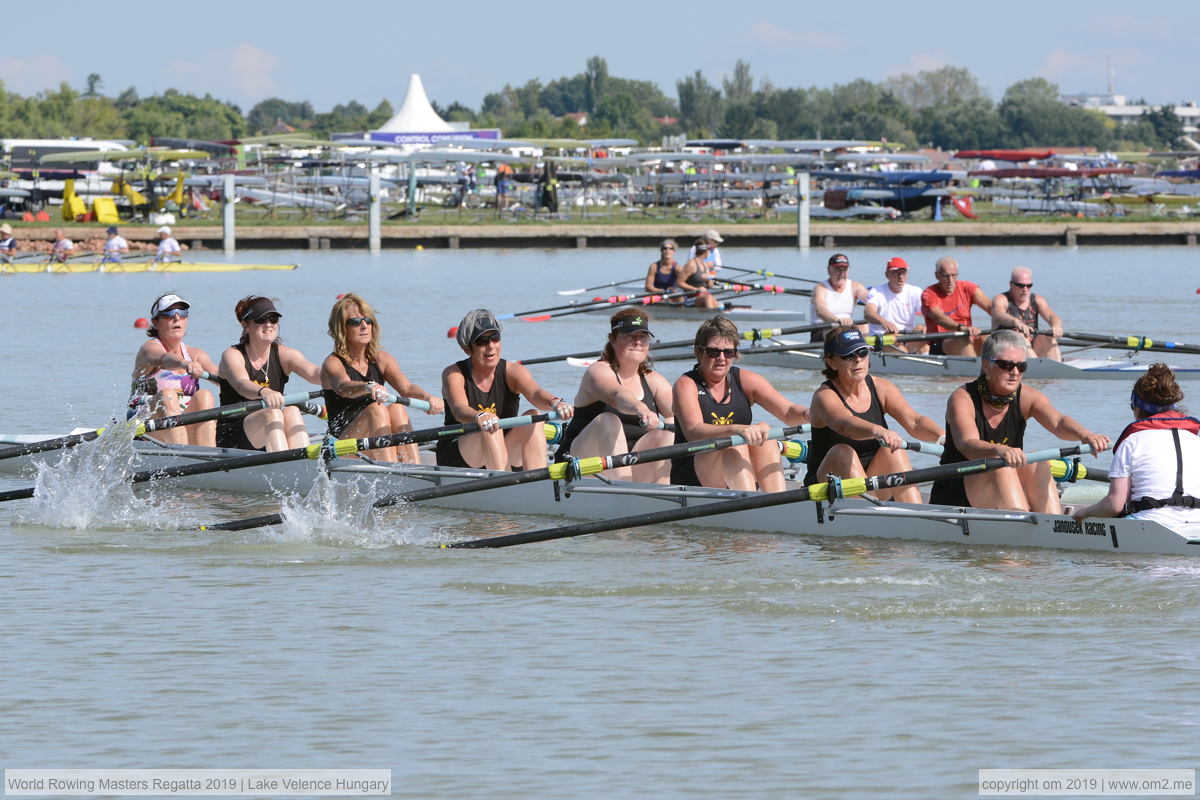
[598,305,808,323]
[739,343,1200,379]
[1,260,298,274]
[2,434,1194,556]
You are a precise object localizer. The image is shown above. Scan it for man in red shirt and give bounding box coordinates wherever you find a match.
[920,256,991,356]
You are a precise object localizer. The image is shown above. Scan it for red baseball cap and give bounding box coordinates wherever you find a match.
[886,257,909,271]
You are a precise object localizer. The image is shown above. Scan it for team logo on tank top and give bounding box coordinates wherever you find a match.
[710,411,735,425]
[475,402,497,414]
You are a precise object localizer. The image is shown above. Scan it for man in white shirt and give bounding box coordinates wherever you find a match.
[864,256,927,353]
[687,229,723,271]
[49,228,74,263]
[102,226,130,262]
[155,226,182,262]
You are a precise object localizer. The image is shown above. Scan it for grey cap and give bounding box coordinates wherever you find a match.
[456,308,502,352]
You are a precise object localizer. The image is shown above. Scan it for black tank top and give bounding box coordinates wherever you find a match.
[929,379,1026,506]
[670,366,753,485]
[556,370,659,456]
[218,341,288,407]
[324,355,384,438]
[998,289,1039,333]
[803,375,887,484]
[440,358,520,425]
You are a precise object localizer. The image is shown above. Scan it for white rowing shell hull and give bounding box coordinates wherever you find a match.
[740,347,1200,380]
[2,437,1197,556]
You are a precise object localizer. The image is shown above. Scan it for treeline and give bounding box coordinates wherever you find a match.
[0,61,1185,150]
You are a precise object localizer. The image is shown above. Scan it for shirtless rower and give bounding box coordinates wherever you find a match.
[920,256,990,356]
[991,266,1063,361]
[808,253,868,341]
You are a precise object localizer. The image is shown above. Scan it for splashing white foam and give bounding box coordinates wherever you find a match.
[267,470,424,548]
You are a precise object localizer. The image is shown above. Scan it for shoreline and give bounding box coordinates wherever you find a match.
[7,220,1200,249]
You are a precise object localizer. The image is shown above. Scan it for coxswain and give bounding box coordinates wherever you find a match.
[990,266,1064,361]
[809,253,868,341]
[920,256,990,356]
[804,326,943,503]
[1072,364,1200,531]
[437,309,573,471]
[929,329,1109,512]
[217,296,322,452]
[130,293,218,446]
[320,293,443,463]
[555,309,675,483]
[671,315,810,492]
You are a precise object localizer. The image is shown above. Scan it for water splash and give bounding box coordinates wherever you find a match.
[17,420,143,529]
[267,470,426,548]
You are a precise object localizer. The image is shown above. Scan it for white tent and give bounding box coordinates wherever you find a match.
[376,74,454,133]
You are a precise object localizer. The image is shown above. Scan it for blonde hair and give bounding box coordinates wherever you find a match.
[327,293,380,362]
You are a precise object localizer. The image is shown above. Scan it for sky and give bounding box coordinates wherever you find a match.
[3,1,1195,114]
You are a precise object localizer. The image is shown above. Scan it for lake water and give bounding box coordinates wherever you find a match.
[2,244,1199,798]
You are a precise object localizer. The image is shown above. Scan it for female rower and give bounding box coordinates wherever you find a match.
[644,239,682,300]
[674,238,720,309]
[929,329,1109,512]
[1072,364,1200,530]
[216,296,322,452]
[130,293,218,446]
[555,309,675,483]
[437,309,574,471]
[804,326,944,503]
[320,293,443,463]
[671,315,810,492]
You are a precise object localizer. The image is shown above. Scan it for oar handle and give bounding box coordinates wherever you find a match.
[381,392,432,411]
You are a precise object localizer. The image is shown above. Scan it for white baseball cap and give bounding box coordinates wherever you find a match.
[157,226,172,235]
[150,294,190,317]
[703,229,724,243]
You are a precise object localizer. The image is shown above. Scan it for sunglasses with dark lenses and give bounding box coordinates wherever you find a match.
[345,317,374,327]
[990,358,1029,373]
[703,347,738,359]
[1010,281,1033,289]
[661,246,675,251]
[158,308,189,319]
[473,332,501,346]
[839,348,871,362]
[253,314,281,325]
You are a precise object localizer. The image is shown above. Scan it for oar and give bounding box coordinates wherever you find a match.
[714,278,812,297]
[557,276,647,296]
[0,389,325,462]
[516,322,840,366]
[1050,458,1108,483]
[2,410,560,506]
[201,424,812,532]
[1058,331,1200,356]
[444,444,1096,548]
[721,265,821,286]
[513,287,745,324]
[446,288,716,336]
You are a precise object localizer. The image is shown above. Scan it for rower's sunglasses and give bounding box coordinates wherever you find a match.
[990,358,1029,373]
[345,316,374,327]
[158,309,189,319]
[839,348,871,362]
[661,246,675,251]
[473,332,502,345]
[253,314,281,325]
[1010,281,1033,289]
[703,346,738,359]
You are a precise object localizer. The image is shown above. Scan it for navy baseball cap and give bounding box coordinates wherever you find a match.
[825,328,870,358]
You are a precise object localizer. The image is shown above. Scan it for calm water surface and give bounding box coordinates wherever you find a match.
[2,245,1198,798]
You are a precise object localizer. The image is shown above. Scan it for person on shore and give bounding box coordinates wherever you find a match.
[437,309,573,471]
[321,293,443,463]
[217,296,323,452]
[671,315,810,492]
[687,229,723,271]
[494,163,513,210]
[644,239,682,300]
[809,253,868,341]
[804,326,944,502]
[1072,365,1200,531]
[555,309,675,483]
[102,226,129,263]
[928,330,1109,512]
[920,256,990,356]
[675,239,720,309]
[49,228,74,263]
[0,223,16,263]
[155,226,182,263]
[130,293,218,446]
[863,256,927,354]
[991,266,1063,361]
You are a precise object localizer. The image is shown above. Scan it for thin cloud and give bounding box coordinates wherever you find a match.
[748,21,844,51]
[164,44,281,104]
[0,55,72,95]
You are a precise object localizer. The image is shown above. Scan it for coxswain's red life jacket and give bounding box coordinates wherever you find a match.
[1113,413,1200,514]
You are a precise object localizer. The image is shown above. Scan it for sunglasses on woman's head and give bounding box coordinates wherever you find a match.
[345,316,374,327]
